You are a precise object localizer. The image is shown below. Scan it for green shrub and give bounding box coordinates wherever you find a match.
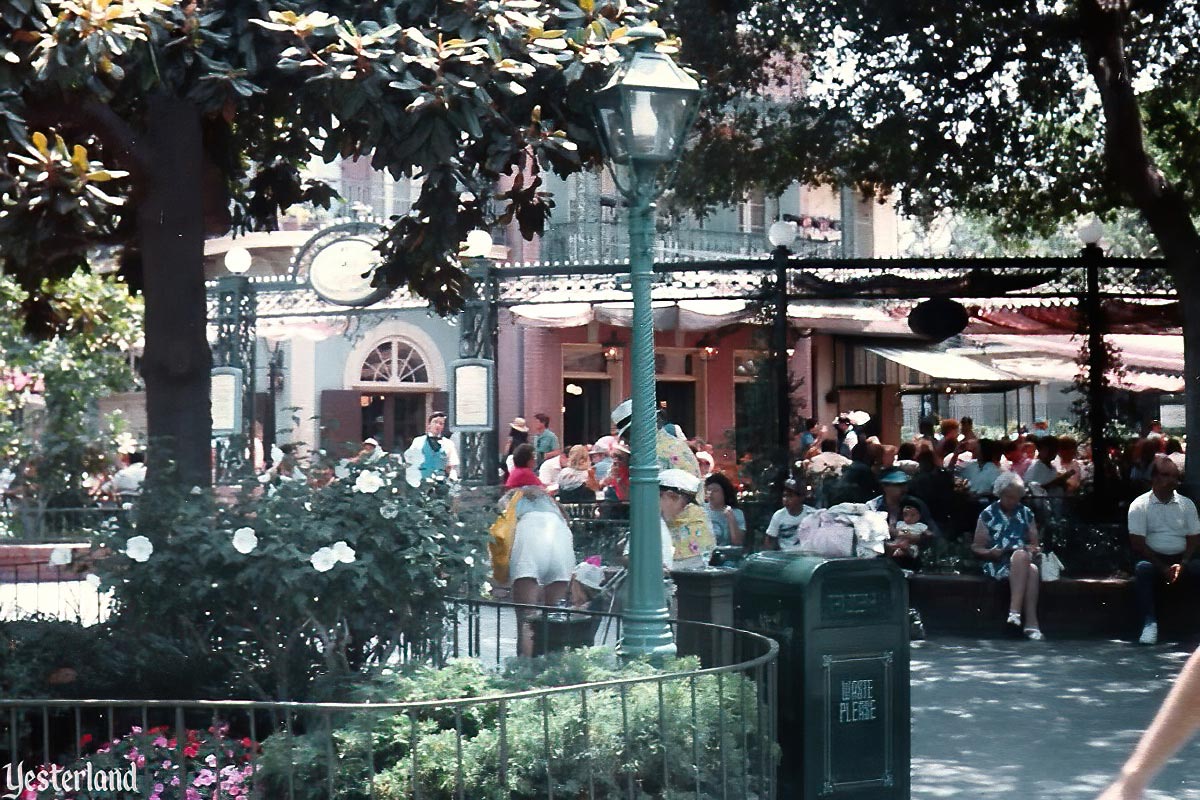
[257,649,774,799]
[0,618,225,700]
[87,465,488,702]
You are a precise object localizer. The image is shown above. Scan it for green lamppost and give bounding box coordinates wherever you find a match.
[213,246,257,481]
[594,26,701,659]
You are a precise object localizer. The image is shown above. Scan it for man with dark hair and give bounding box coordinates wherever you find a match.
[1024,436,1075,497]
[528,412,560,468]
[111,451,147,499]
[1128,457,1200,645]
[799,417,819,456]
[404,411,459,486]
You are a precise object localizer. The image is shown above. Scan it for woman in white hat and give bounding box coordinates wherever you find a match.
[658,468,715,569]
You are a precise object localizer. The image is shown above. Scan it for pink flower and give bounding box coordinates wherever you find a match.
[153,735,169,747]
[186,789,200,800]
[193,768,216,787]
[205,754,217,767]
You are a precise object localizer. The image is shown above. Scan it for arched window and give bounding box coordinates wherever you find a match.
[359,338,430,385]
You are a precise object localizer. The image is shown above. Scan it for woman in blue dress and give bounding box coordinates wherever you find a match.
[972,471,1043,640]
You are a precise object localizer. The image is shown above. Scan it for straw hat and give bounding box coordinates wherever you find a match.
[509,417,530,433]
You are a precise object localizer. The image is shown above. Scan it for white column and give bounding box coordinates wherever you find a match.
[288,337,319,458]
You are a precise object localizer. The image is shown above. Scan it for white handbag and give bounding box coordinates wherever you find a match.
[1040,551,1064,582]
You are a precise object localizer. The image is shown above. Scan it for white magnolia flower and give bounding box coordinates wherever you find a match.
[334,463,351,480]
[310,547,337,573]
[124,535,154,563]
[189,485,204,496]
[232,527,258,555]
[355,470,384,494]
[330,540,356,564]
[48,546,73,566]
[464,556,475,568]
[379,502,399,520]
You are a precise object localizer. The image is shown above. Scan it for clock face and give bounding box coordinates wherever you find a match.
[295,223,391,306]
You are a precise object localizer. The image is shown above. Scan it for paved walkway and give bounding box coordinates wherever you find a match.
[912,636,1200,799]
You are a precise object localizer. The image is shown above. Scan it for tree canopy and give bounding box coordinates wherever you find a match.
[672,0,1200,486]
[0,0,675,483]
[677,0,1200,252]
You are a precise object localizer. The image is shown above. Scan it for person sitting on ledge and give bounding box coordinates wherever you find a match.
[972,472,1044,641]
[1127,456,1200,646]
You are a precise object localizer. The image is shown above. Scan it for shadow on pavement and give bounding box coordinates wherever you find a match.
[912,636,1200,800]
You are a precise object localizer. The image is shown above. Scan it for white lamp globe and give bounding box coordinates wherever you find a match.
[1077,218,1105,247]
[224,247,252,275]
[768,221,797,249]
[463,230,493,259]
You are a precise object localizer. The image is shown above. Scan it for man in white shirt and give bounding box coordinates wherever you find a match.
[765,479,816,552]
[1023,436,1075,498]
[110,452,147,499]
[403,412,459,487]
[1127,457,1200,645]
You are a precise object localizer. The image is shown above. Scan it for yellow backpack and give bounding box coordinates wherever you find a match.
[488,492,521,584]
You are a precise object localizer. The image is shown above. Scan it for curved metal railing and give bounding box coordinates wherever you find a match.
[1,600,779,799]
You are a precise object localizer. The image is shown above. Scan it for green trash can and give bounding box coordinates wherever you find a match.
[735,552,910,798]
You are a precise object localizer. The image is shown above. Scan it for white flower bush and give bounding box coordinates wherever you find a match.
[354,469,384,494]
[231,527,258,554]
[86,458,488,702]
[48,545,74,566]
[124,535,153,563]
[330,540,356,564]
[310,547,337,573]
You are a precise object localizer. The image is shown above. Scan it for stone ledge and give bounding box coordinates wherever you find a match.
[0,543,91,583]
[911,573,1200,641]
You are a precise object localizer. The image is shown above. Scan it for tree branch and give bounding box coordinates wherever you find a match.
[23,95,152,180]
[1079,1,1200,267]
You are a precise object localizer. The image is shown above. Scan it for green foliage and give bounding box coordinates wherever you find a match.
[87,463,488,702]
[0,271,141,505]
[0,0,675,313]
[0,617,226,700]
[673,1,1200,257]
[256,648,771,800]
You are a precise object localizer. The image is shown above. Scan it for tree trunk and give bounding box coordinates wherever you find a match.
[1175,270,1200,499]
[137,93,212,489]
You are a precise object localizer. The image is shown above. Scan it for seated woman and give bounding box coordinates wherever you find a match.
[704,472,745,547]
[868,468,938,569]
[972,472,1044,641]
[503,443,576,656]
[556,444,599,504]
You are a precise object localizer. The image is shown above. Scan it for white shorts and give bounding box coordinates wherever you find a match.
[509,511,576,585]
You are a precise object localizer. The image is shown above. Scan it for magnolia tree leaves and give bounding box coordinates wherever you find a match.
[0,0,668,316]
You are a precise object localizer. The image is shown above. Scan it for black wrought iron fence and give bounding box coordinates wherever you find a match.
[0,505,129,544]
[2,601,780,800]
[0,559,109,624]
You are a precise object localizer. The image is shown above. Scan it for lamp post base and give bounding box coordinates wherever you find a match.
[619,615,678,663]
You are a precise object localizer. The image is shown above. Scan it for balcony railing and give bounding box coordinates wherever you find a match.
[538,221,842,264]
